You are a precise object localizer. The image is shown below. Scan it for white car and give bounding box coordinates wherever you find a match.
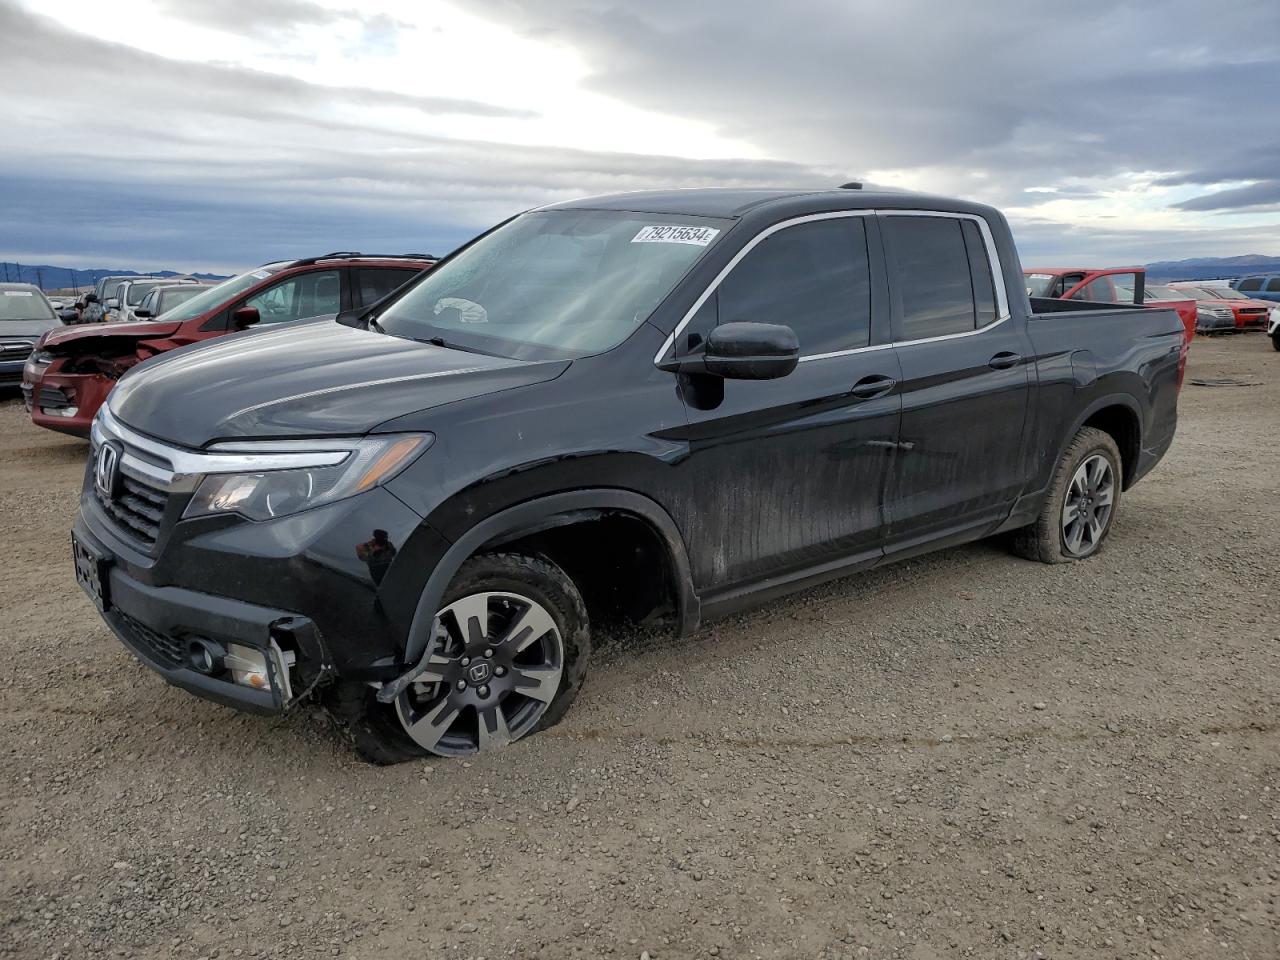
[1268,305,1279,352]
[108,277,201,323]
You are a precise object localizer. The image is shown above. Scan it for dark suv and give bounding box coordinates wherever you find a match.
[25,253,433,437]
[72,188,1181,763]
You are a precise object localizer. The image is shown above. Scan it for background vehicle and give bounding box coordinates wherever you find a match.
[1174,284,1274,329]
[25,253,433,437]
[1,283,62,387]
[1232,275,1280,303]
[1024,266,1196,346]
[133,283,212,320]
[80,276,153,324]
[73,189,1183,763]
[109,277,202,323]
[1137,283,1198,336]
[1268,307,1280,351]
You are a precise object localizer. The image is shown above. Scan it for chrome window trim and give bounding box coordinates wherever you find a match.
[652,210,876,364]
[94,404,350,492]
[877,209,1011,323]
[653,207,1013,367]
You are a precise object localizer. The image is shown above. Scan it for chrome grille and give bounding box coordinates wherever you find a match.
[0,340,33,360]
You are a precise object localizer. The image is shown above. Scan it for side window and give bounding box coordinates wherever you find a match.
[960,220,997,326]
[883,215,976,339]
[358,268,420,307]
[1237,278,1262,292]
[715,217,872,356]
[243,270,341,324]
[1070,275,1122,303]
[139,290,157,314]
[1266,277,1280,292]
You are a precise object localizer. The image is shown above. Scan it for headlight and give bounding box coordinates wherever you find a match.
[24,350,53,377]
[183,434,431,522]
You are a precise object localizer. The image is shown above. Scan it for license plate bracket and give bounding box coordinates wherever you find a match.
[72,533,112,613]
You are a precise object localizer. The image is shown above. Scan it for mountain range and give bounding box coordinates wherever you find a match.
[1142,255,1280,282]
[0,263,228,291]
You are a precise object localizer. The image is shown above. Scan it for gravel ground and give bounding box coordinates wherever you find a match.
[1,335,1278,960]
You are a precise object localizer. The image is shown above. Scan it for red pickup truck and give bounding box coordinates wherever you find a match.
[23,253,433,438]
[1023,266,1197,347]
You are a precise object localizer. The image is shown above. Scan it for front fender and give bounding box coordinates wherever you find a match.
[376,488,699,704]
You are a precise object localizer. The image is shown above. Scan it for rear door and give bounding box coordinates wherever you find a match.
[666,213,902,590]
[879,212,1033,553]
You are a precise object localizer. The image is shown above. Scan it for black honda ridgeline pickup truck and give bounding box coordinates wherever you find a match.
[74,187,1184,762]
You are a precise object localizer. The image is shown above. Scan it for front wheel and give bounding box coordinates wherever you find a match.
[1009,426,1122,564]
[325,552,590,764]
[1271,331,1280,352]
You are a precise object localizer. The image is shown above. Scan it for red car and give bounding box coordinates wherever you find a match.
[1170,284,1273,331]
[1023,266,1197,346]
[22,253,433,438]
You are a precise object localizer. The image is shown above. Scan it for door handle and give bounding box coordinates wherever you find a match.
[849,375,897,400]
[988,351,1022,370]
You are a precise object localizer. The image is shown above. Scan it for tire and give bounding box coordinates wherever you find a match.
[324,552,590,764]
[1271,332,1280,352]
[1009,426,1122,564]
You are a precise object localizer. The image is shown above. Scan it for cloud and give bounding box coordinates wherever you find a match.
[1,0,1278,270]
[1173,182,1280,212]
[467,0,1280,207]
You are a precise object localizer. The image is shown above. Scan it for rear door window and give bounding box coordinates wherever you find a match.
[1266,277,1280,292]
[1237,278,1263,292]
[882,215,977,340]
[357,267,421,307]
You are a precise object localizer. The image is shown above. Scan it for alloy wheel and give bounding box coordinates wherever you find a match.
[1061,454,1115,557]
[395,591,564,756]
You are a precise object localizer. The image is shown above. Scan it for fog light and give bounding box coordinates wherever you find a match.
[41,406,80,418]
[188,637,226,675]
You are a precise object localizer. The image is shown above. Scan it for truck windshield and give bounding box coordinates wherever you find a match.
[154,269,279,322]
[376,210,731,360]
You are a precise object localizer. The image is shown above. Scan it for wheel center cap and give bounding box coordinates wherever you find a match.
[466,661,493,685]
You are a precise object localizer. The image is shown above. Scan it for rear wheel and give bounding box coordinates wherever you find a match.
[1009,426,1122,564]
[325,552,590,764]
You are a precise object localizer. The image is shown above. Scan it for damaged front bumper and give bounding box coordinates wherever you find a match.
[73,518,333,713]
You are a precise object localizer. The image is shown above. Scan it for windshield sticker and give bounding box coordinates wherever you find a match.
[3,291,34,296]
[251,270,272,280]
[631,225,720,247]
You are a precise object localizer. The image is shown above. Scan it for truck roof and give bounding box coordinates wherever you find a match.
[1024,266,1145,275]
[540,186,999,221]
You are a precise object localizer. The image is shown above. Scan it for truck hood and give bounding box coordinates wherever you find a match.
[41,319,181,351]
[108,320,569,445]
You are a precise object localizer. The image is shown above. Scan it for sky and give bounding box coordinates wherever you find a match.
[1,0,1278,275]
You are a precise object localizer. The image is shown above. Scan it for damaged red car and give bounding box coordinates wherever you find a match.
[22,253,434,437]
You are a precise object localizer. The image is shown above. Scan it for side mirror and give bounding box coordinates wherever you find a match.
[85,294,99,304]
[232,306,261,330]
[133,308,152,319]
[660,322,799,380]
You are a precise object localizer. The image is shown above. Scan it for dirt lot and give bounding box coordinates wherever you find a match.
[1,336,1277,960]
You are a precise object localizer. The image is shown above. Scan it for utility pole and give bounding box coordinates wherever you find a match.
[1,262,8,282]
[15,263,22,285]
[36,268,44,291]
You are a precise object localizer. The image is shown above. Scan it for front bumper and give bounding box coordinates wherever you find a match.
[23,368,110,438]
[75,437,439,714]
[79,514,324,713]
[0,359,25,385]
